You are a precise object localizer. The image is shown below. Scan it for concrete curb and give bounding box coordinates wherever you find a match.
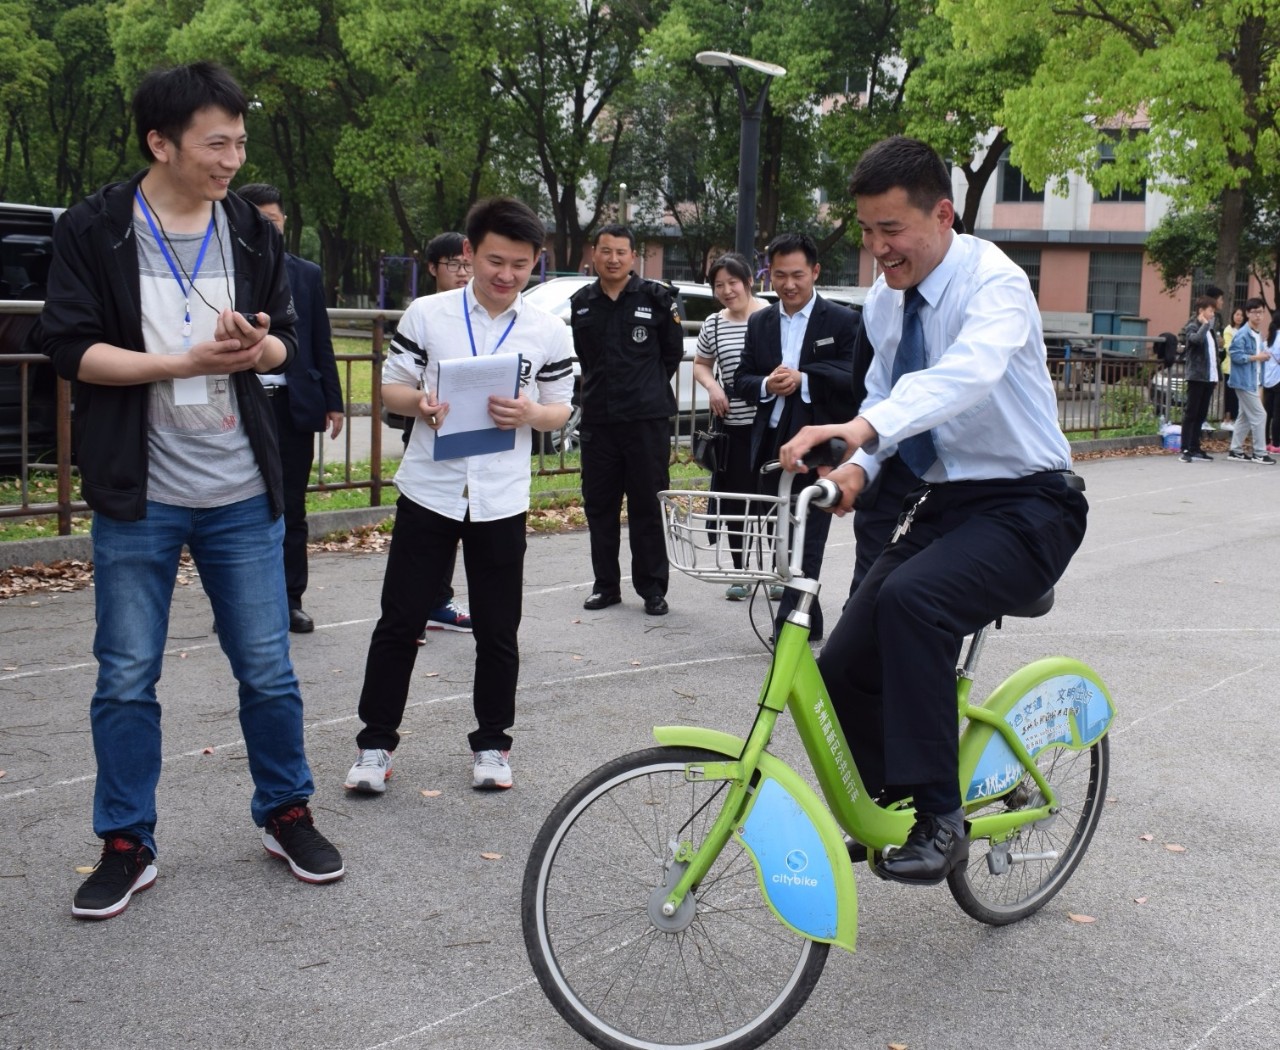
[1,505,396,570]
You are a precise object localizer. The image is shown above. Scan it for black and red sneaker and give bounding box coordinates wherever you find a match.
[262,803,344,883]
[72,835,157,920]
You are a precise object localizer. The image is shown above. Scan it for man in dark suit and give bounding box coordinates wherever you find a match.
[735,232,858,640]
[239,184,344,633]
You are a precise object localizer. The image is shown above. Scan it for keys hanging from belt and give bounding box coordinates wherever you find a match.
[890,489,931,544]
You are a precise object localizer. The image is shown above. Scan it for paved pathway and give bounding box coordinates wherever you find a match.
[2,453,1278,1049]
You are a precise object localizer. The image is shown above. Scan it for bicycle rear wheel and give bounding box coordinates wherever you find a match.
[949,736,1109,925]
[522,746,829,1050]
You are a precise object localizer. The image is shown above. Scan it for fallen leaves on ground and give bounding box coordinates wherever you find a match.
[527,506,587,532]
[421,789,441,798]
[74,865,94,874]
[889,1043,909,1049]
[1165,843,1187,853]
[201,747,214,755]
[480,852,502,861]
[1068,913,1096,923]
[1139,833,1154,841]
[0,559,93,600]
[1134,896,1148,904]
[311,524,393,553]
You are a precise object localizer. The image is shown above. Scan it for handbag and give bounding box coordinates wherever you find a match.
[692,417,727,473]
[692,312,728,472]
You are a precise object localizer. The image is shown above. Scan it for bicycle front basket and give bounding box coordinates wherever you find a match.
[658,489,789,585]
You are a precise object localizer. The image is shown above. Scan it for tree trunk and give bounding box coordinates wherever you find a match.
[1214,185,1245,302]
[960,129,1008,235]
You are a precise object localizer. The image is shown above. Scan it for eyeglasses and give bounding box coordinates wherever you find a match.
[442,259,473,274]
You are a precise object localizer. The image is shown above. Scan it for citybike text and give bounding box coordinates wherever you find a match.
[772,872,819,888]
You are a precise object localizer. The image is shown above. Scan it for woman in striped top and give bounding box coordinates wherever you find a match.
[694,252,770,598]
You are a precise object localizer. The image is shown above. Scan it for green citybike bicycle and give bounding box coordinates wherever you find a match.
[521,451,1115,1050]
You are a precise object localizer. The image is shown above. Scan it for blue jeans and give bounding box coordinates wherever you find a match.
[90,494,314,855]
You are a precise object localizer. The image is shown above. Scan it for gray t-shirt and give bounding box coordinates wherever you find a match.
[134,204,264,508]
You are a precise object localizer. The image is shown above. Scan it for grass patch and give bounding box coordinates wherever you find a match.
[0,471,89,542]
[333,336,376,405]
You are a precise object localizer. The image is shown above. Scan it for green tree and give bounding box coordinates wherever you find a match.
[906,7,1047,234]
[1,0,130,206]
[954,1,1280,299]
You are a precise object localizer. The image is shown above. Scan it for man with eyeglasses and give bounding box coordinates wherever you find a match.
[412,232,475,636]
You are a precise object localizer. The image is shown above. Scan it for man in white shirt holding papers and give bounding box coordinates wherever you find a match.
[345,197,574,793]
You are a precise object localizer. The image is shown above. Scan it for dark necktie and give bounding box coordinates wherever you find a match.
[891,286,938,477]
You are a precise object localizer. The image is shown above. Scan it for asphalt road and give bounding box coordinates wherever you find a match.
[2,452,1279,1050]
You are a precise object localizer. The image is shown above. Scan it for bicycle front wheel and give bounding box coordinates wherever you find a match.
[949,735,1109,925]
[522,746,829,1050]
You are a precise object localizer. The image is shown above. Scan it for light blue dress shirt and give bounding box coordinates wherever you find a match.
[761,292,816,427]
[852,233,1072,483]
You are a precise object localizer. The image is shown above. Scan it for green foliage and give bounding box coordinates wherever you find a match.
[949,0,1280,291]
[1145,208,1219,294]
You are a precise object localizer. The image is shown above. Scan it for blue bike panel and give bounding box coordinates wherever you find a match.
[966,674,1113,803]
[739,777,838,939]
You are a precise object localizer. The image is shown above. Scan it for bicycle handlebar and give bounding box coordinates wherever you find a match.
[769,439,848,580]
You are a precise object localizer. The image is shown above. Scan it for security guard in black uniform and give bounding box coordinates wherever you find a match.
[571,224,684,616]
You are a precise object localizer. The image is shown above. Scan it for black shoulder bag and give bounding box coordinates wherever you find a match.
[692,315,728,473]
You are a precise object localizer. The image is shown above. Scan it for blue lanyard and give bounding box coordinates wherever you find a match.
[462,286,517,356]
[135,190,216,337]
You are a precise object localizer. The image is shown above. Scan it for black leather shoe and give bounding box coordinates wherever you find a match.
[643,595,669,616]
[583,592,621,611]
[877,813,969,886]
[289,608,315,634]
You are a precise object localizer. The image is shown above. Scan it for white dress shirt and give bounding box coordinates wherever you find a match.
[853,233,1072,483]
[762,292,815,427]
[384,284,575,521]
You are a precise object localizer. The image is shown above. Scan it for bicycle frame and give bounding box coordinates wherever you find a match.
[653,476,1116,954]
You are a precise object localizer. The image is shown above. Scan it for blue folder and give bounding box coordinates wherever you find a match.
[431,354,523,461]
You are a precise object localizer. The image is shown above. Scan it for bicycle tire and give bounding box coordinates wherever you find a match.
[948,735,1109,926]
[522,746,829,1050]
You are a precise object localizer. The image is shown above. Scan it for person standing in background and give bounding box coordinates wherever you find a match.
[237,183,344,632]
[1263,314,1280,453]
[1179,296,1218,463]
[1222,304,1245,430]
[1227,299,1275,464]
[733,233,859,642]
[415,232,474,639]
[571,225,684,617]
[692,251,769,599]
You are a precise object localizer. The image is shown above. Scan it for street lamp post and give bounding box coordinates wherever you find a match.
[695,50,787,264]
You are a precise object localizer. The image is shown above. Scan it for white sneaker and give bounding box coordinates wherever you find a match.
[344,748,393,794]
[472,749,513,790]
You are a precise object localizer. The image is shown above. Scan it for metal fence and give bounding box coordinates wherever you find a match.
[2,301,1196,537]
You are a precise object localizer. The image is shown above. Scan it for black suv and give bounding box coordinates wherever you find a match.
[0,203,60,467]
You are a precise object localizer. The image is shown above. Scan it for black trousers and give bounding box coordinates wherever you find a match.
[1265,385,1280,447]
[580,418,670,598]
[356,496,527,753]
[849,454,920,600]
[817,472,1088,813]
[268,388,316,610]
[1182,380,1215,455]
[403,419,457,608]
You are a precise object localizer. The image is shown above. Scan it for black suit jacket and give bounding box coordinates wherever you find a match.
[282,253,344,432]
[734,295,861,467]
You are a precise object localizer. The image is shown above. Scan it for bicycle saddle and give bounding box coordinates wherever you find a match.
[1002,589,1054,619]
